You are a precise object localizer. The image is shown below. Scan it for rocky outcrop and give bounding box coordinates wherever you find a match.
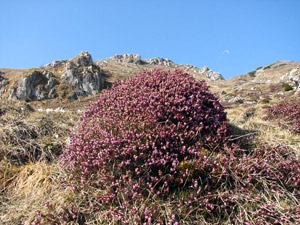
[290,67,300,92]
[9,71,59,100]
[60,51,104,100]
[61,65,104,100]
[95,54,224,82]
[0,74,9,89]
[7,51,104,101]
[191,66,224,81]
[72,51,93,67]
[96,54,143,67]
[97,54,174,66]
[228,96,244,103]
[0,74,9,97]
[43,51,92,69]
[143,57,174,66]
[200,66,224,81]
[44,60,67,69]
[279,65,300,93]
[109,54,141,63]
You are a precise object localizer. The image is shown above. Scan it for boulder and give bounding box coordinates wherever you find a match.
[228,96,244,103]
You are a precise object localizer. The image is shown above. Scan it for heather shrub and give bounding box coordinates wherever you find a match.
[55,140,300,224]
[267,100,300,134]
[60,69,300,223]
[62,68,231,193]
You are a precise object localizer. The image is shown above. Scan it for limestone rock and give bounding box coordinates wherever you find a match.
[0,75,9,89]
[11,71,59,100]
[228,96,244,103]
[191,66,224,82]
[44,51,92,69]
[72,51,93,67]
[44,60,67,69]
[10,51,105,101]
[201,66,224,81]
[0,74,8,97]
[66,61,75,70]
[61,64,104,97]
[289,67,300,92]
[107,54,142,64]
[144,57,174,66]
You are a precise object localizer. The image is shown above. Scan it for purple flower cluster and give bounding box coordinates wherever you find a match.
[59,69,300,224]
[233,143,300,198]
[267,100,300,133]
[62,69,231,192]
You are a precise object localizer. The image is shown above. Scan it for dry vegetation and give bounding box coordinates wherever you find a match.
[0,67,299,224]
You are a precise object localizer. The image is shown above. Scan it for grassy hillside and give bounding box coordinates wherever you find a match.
[0,65,299,224]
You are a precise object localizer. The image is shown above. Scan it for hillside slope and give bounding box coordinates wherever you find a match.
[0,54,300,224]
[0,51,224,103]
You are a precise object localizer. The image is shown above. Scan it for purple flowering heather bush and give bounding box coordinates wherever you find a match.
[267,100,300,134]
[57,69,300,224]
[62,69,231,192]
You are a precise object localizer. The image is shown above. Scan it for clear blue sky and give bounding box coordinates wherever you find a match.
[1,0,299,79]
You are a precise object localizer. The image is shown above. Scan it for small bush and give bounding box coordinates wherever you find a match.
[248,71,256,77]
[261,99,270,104]
[263,65,272,70]
[256,66,263,70]
[284,83,293,92]
[279,63,287,67]
[267,100,300,133]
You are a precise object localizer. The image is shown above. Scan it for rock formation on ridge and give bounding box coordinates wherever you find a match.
[5,51,104,101]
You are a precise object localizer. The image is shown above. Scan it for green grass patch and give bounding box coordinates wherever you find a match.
[284,83,293,92]
[248,71,256,77]
[261,98,270,104]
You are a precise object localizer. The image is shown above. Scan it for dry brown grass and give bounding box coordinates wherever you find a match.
[0,64,300,223]
[225,103,300,153]
[0,160,77,224]
[0,99,84,224]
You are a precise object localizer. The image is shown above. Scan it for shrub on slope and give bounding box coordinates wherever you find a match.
[38,69,299,224]
[267,100,300,134]
[62,69,231,194]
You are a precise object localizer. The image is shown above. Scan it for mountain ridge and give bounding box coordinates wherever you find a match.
[0,51,299,105]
